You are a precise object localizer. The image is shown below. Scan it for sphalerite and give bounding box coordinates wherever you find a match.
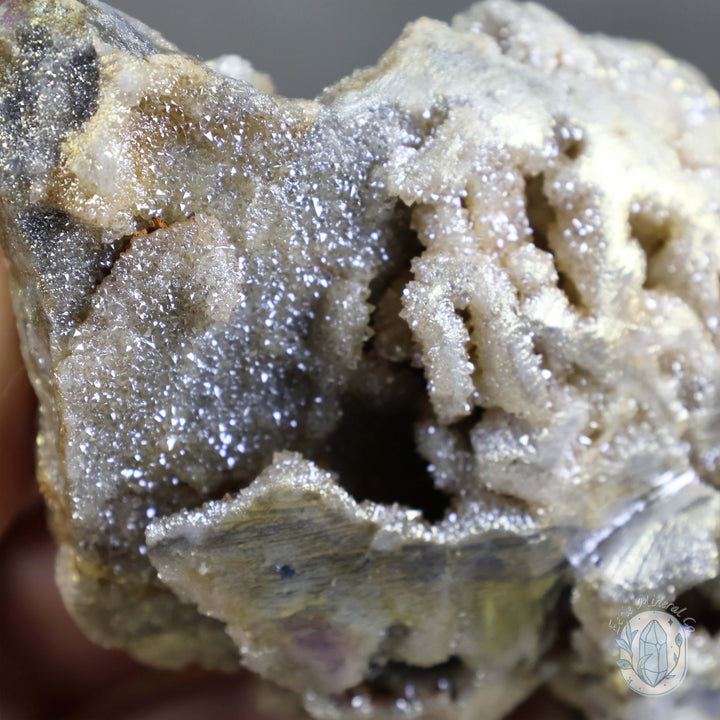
[1,1,720,718]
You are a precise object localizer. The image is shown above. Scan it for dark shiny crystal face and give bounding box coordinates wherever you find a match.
[1,1,720,719]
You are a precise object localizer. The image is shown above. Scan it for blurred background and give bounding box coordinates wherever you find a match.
[111,0,720,98]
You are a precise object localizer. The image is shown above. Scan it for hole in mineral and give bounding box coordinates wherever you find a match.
[455,305,473,330]
[323,370,452,524]
[675,584,720,636]
[449,405,485,441]
[630,209,674,289]
[562,138,584,160]
[454,303,478,374]
[368,200,423,307]
[556,121,586,160]
[524,173,582,307]
[320,196,452,522]
[504,685,583,720]
[337,656,473,710]
[524,174,554,254]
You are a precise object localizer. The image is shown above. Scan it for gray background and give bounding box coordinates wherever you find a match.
[111,1,719,98]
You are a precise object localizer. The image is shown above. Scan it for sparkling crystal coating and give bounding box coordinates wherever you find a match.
[1,1,720,719]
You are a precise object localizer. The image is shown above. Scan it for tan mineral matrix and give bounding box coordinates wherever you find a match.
[1,1,720,718]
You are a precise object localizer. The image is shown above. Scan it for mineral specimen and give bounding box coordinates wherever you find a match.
[1,0,720,718]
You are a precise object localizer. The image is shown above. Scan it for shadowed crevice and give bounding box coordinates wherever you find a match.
[524,173,581,307]
[334,656,473,711]
[322,368,451,524]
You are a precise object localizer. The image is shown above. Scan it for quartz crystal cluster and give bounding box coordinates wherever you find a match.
[1,1,720,718]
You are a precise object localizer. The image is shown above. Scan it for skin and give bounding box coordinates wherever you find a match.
[0,251,574,720]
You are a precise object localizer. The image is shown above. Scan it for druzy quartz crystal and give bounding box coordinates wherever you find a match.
[2,1,720,718]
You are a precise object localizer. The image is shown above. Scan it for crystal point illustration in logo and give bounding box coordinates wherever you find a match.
[615,610,688,696]
[638,619,668,686]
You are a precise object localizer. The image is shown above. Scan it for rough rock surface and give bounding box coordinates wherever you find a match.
[1,0,720,718]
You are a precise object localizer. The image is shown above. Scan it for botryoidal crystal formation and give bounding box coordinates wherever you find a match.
[1,1,720,718]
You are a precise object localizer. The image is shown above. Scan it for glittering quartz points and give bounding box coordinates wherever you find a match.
[2,0,720,718]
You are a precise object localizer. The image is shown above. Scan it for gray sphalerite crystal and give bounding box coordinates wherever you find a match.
[2,1,720,718]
